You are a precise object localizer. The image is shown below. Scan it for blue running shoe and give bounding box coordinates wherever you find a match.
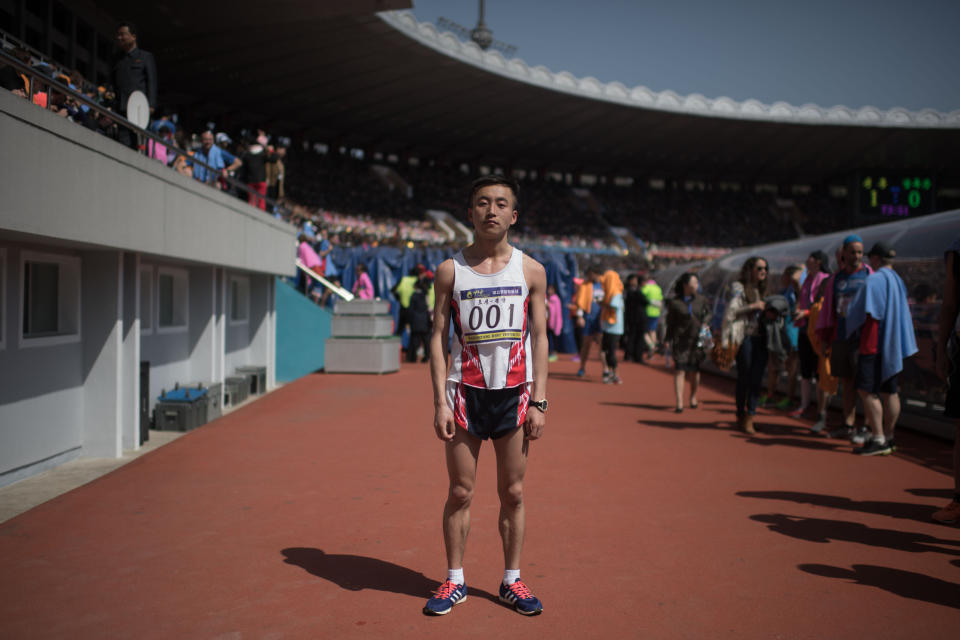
[499,579,543,615]
[423,580,467,615]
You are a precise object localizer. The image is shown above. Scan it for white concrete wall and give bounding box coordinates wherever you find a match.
[0,91,295,486]
[0,243,85,481]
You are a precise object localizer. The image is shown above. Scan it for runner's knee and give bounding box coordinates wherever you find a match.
[448,483,474,508]
[498,482,524,509]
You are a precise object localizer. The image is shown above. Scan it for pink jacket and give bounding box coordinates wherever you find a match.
[298,242,322,271]
[353,272,374,300]
[547,293,563,336]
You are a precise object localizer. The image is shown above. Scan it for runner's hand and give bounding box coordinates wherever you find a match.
[434,405,456,441]
[524,406,545,441]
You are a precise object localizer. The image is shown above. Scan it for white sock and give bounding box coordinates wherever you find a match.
[503,569,520,585]
[447,568,464,585]
[872,435,886,445]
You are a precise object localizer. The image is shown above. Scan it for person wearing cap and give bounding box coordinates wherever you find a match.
[816,234,872,440]
[191,130,242,186]
[843,242,917,456]
[147,119,175,165]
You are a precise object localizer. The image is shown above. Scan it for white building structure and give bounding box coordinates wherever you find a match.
[0,90,294,487]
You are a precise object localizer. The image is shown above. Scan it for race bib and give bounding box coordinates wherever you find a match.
[459,286,525,345]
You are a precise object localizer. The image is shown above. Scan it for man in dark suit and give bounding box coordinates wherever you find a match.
[112,21,157,149]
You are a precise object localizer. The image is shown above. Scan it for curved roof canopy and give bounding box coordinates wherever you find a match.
[93,3,960,180]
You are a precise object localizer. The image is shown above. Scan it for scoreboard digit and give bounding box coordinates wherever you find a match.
[859,174,934,217]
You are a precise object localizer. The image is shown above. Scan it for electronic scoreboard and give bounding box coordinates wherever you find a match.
[858,174,934,217]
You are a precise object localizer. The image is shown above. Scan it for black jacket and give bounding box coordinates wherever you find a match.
[112,47,157,110]
[408,290,430,333]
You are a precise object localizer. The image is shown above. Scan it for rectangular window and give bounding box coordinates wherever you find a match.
[157,266,188,332]
[19,250,81,347]
[24,262,59,335]
[139,265,153,334]
[230,275,250,324]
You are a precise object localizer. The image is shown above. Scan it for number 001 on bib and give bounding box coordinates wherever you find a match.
[448,250,533,390]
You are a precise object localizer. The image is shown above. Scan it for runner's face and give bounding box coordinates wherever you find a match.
[469,185,517,236]
[843,242,863,272]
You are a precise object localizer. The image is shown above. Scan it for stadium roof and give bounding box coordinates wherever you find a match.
[94,3,960,181]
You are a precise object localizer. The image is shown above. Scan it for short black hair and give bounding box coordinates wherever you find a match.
[467,174,520,210]
[674,272,697,297]
[117,21,138,37]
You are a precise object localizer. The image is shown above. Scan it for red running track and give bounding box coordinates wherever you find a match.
[1,355,958,638]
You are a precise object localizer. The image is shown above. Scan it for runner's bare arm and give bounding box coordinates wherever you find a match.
[523,255,548,440]
[430,259,456,440]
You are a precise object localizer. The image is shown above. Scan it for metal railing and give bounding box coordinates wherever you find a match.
[0,46,290,217]
[295,259,354,302]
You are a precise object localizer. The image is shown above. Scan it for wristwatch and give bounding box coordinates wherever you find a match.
[530,399,548,413]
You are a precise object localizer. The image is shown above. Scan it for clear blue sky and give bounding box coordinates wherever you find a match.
[410,0,960,112]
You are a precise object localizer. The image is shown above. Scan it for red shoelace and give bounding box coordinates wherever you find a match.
[433,580,460,598]
[507,580,533,599]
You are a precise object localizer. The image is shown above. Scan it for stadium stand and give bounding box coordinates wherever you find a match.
[2,0,960,486]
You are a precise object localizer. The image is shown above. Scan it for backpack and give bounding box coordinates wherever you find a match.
[762,294,791,358]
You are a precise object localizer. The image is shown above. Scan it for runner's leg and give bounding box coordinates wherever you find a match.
[443,428,482,570]
[493,425,529,570]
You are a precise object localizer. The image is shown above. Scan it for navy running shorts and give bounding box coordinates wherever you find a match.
[856,353,898,395]
[582,312,603,337]
[446,381,530,440]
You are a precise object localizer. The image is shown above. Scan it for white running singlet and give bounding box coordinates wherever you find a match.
[447,248,532,390]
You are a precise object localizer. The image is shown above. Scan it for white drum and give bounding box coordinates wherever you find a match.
[126,90,150,129]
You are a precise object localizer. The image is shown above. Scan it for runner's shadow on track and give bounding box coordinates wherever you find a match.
[600,401,674,411]
[746,421,819,436]
[637,419,734,430]
[905,488,955,500]
[736,491,940,524]
[799,563,960,610]
[281,548,499,602]
[548,372,592,382]
[737,435,846,452]
[749,513,960,555]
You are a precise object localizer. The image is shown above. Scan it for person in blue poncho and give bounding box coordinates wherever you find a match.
[844,242,918,456]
